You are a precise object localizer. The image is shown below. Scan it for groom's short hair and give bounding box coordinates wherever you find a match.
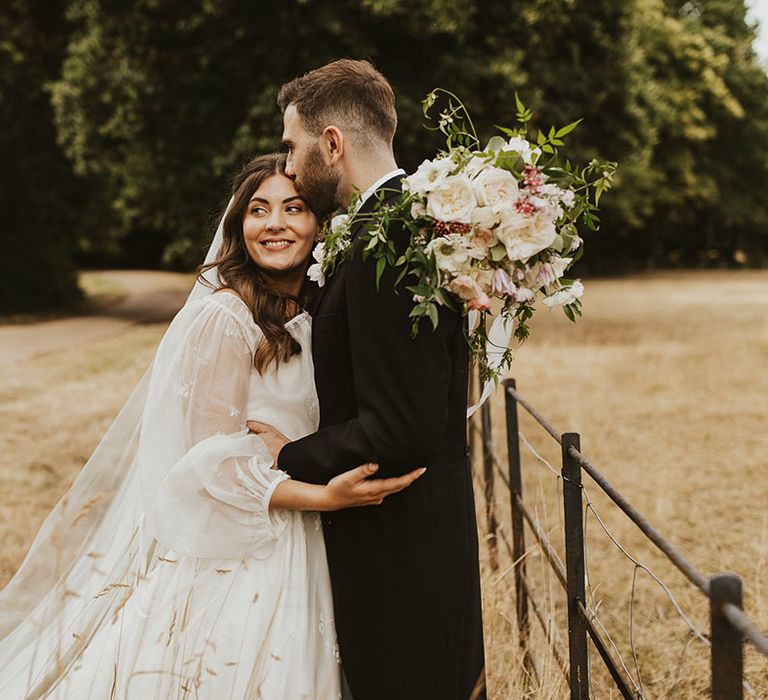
[278,59,397,146]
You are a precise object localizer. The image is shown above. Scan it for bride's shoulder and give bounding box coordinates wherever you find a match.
[210,287,247,305]
[197,289,261,338]
[205,288,248,311]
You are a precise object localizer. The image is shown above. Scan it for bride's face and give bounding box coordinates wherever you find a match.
[242,175,319,278]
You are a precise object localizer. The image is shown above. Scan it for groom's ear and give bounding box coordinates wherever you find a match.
[321,126,344,166]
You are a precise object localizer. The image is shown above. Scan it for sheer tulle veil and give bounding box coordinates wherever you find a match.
[0,199,232,667]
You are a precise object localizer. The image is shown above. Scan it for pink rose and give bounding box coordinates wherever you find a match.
[449,275,492,311]
[470,227,497,252]
[467,293,492,311]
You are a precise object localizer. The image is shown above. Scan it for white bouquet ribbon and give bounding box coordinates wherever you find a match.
[466,313,514,418]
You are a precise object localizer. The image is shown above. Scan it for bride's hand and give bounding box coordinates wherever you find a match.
[320,464,426,511]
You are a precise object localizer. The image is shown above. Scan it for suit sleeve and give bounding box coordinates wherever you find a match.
[277,223,458,483]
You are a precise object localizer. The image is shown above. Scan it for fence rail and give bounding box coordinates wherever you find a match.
[474,377,768,699]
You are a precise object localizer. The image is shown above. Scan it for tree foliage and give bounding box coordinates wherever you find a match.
[0,0,85,313]
[2,0,767,311]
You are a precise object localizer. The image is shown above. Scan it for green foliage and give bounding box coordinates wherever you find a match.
[0,0,85,313]
[2,0,768,312]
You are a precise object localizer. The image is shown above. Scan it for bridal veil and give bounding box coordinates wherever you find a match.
[0,199,281,690]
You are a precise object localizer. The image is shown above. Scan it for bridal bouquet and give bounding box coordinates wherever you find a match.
[313,91,617,384]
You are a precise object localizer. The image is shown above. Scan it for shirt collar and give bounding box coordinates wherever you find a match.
[353,168,406,213]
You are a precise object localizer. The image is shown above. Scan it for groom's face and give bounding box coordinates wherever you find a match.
[282,105,340,216]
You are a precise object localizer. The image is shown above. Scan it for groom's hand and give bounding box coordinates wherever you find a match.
[247,421,289,462]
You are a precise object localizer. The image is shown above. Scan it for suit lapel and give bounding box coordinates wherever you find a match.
[312,175,405,316]
[349,175,404,241]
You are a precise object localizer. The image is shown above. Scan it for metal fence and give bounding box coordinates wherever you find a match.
[472,377,768,699]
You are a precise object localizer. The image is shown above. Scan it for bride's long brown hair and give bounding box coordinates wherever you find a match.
[197,153,312,373]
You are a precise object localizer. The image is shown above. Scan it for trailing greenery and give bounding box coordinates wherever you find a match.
[2,0,767,312]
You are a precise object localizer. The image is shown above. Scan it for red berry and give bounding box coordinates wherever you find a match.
[432,220,471,237]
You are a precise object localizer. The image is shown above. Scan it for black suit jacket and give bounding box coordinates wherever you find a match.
[278,176,468,481]
[277,176,485,700]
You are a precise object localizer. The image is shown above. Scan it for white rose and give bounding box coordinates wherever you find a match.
[543,280,584,308]
[491,200,524,225]
[472,166,519,207]
[425,233,479,274]
[404,157,456,196]
[471,205,501,229]
[426,175,477,224]
[495,211,558,262]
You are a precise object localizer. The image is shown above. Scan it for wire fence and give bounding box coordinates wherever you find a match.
[471,377,768,699]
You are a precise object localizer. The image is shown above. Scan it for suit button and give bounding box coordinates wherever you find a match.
[464,445,471,456]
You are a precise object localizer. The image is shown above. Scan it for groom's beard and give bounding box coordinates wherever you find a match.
[295,143,341,217]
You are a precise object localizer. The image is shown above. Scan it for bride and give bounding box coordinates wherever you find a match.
[0,152,424,699]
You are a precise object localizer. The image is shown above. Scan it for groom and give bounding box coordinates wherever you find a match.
[251,59,485,700]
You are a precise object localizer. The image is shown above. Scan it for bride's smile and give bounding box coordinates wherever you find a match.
[242,174,318,289]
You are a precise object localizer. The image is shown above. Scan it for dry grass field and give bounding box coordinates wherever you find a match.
[476,270,768,698]
[1,269,766,698]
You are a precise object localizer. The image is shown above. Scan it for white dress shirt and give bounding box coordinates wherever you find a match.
[353,167,406,213]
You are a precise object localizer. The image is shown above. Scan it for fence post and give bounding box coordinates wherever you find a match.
[481,398,499,571]
[503,379,530,650]
[561,432,589,700]
[710,572,743,700]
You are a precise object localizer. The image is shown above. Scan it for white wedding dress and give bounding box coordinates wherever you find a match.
[0,291,341,699]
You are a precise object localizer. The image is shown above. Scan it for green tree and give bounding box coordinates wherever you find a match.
[674,0,768,265]
[50,0,506,269]
[4,0,767,314]
[0,0,85,313]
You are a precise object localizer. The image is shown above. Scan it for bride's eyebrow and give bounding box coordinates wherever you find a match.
[247,196,304,205]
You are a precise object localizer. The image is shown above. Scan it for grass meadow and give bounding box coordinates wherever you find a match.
[475,270,767,698]
[1,270,766,698]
